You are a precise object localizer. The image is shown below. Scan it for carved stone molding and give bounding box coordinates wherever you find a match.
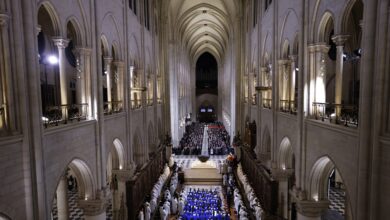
[78,199,107,216]
[332,35,350,46]
[0,13,9,28]
[52,37,70,49]
[271,168,294,181]
[295,199,330,217]
[75,47,92,56]
[112,169,135,182]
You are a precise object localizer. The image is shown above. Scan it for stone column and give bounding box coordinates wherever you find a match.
[308,45,316,115]
[278,59,289,110]
[75,47,92,116]
[289,55,298,111]
[112,169,134,220]
[104,57,113,111]
[56,176,69,220]
[260,67,267,105]
[331,35,349,119]
[0,13,15,131]
[112,61,124,104]
[53,38,70,108]
[272,168,294,219]
[296,199,329,220]
[314,43,330,118]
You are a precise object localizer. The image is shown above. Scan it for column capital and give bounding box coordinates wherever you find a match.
[0,13,9,27]
[289,55,298,62]
[112,60,125,67]
[313,43,330,53]
[308,44,317,53]
[36,25,42,36]
[278,59,289,65]
[52,37,70,49]
[103,56,113,63]
[78,199,107,216]
[260,67,269,72]
[112,169,135,182]
[296,199,330,217]
[75,47,92,55]
[271,168,294,181]
[332,35,350,46]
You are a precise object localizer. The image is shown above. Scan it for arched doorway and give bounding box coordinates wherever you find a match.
[277,137,296,220]
[106,139,126,220]
[50,159,95,220]
[309,156,351,220]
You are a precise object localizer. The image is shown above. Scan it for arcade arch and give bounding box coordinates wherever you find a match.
[50,159,95,220]
[309,156,351,219]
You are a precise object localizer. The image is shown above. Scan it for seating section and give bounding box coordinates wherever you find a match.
[179,187,230,219]
[174,122,232,155]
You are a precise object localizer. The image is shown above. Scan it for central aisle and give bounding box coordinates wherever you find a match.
[201,126,209,156]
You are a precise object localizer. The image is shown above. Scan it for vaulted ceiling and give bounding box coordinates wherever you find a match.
[169,0,238,63]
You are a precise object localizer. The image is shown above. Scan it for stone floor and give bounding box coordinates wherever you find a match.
[329,187,345,216]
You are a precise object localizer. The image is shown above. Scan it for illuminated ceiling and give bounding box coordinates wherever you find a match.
[169,0,237,63]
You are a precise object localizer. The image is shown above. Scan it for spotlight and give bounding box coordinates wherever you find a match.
[47,55,59,65]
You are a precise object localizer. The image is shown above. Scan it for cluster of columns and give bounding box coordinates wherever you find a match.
[260,65,272,108]
[277,55,297,112]
[49,37,93,118]
[308,35,348,119]
[110,169,134,219]
[332,35,349,118]
[308,43,330,115]
[103,57,124,112]
[130,67,143,109]
[272,168,295,220]
[0,13,16,132]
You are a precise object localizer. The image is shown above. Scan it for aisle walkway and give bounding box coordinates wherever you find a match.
[201,126,209,156]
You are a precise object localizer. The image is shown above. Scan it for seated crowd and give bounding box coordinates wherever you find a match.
[174,122,232,155]
[207,122,231,155]
[174,123,205,155]
[180,187,230,220]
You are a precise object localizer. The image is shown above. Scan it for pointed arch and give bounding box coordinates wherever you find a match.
[50,158,95,207]
[278,137,293,169]
[262,126,271,153]
[112,138,125,170]
[308,156,336,201]
[100,35,109,56]
[37,2,61,36]
[0,212,11,220]
[317,11,335,43]
[65,16,85,46]
[281,39,290,59]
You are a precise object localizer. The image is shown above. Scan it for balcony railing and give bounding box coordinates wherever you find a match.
[131,99,142,110]
[146,99,154,106]
[263,98,272,109]
[312,102,358,127]
[280,100,297,115]
[104,101,123,115]
[43,103,88,128]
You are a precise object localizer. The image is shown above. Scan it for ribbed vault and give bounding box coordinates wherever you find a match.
[169,0,237,63]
